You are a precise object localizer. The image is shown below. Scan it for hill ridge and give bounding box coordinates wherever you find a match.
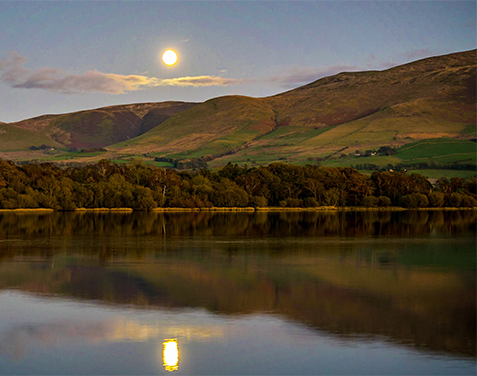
[0,49,475,169]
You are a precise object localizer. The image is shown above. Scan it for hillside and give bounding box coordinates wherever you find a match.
[1,50,475,171]
[111,49,476,168]
[1,101,197,152]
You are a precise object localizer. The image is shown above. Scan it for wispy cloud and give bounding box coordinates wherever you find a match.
[0,52,29,85]
[1,52,360,95]
[159,75,250,87]
[0,52,248,94]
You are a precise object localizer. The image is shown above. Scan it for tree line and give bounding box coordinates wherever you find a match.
[0,159,475,210]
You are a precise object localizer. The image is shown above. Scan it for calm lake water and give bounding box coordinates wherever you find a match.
[0,210,475,375]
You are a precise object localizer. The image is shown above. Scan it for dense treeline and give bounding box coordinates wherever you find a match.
[0,159,475,210]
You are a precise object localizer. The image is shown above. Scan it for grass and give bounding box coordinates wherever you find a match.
[397,139,476,163]
[462,124,477,136]
[145,160,174,168]
[257,126,331,145]
[319,138,476,173]
[322,155,402,168]
[407,170,476,179]
[113,96,276,154]
[0,124,63,151]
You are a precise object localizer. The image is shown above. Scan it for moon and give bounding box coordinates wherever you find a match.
[162,50,178,66]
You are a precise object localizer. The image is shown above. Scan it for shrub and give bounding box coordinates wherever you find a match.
[399,193,429,208]
[279,198,303,207]
[362,196,379,207]
[461,195,477,208]
[378,196,391,207]
[427,192,445,207]
[303,197,319,207]
[249,195,268,208]
[444,193,463,207]
[212,187,249,207]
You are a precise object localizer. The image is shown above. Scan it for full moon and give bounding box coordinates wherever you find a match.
[162,50,178,66]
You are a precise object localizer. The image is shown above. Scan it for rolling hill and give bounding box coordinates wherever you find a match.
[0,101,197,152]
[1,49,475,172]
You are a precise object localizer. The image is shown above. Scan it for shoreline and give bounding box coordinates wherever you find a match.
[0,207,475,213]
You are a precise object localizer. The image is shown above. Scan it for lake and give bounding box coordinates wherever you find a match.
[0,210,475,375]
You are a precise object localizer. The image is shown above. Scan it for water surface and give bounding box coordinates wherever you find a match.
[0,210,475,375]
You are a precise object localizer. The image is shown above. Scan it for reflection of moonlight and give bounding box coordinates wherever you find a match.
[162,50,178,66]
[163,339,179,372]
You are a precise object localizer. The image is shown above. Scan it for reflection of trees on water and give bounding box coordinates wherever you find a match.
[0,210,475,240]
[0,210,475,263]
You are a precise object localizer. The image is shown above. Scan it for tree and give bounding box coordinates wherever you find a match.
[399,193,429,208]
[304,178,324,201]
[211,179,249,207]
[362,196,379,207]
[427,192,445,208]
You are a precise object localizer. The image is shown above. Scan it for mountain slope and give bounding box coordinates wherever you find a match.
[1,50,475,167]
[114,96,277,158]
[110,49,475,166]
[4,101,197,149]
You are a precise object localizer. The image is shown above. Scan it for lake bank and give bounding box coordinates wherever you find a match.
[0,206,475,213]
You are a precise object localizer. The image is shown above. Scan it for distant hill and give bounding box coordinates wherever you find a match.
[1,50,475,170]
[2,101,197,150]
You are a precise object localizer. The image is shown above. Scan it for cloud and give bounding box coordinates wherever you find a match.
[0,51,29,85]
[159,75,250,87]
[0,52,248,94]
[0,52,360,95]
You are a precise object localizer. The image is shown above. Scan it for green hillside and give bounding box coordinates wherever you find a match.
[109,49,476,168]
[0,122,64,152]
[1,50,475,177]
[114,96,276,158]
[4,101,197,150]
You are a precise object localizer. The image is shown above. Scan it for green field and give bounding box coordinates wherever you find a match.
[407,170,476,179]
[317,138,476,179]
[397,139,476,164]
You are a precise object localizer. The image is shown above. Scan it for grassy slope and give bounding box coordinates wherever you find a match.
[111,96,276,158]
[209,51,476,166]
[0,123,63,151]
[1,50,475,173]
[4,101,197,150]
[157,50,475,167]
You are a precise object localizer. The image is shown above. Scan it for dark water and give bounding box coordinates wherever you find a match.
[0,210,475,375]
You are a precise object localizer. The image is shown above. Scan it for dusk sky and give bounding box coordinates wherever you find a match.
[1,1,475,123]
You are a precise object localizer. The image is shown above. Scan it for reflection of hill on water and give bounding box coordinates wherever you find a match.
[0,211,475,358]
[0,245,474,359]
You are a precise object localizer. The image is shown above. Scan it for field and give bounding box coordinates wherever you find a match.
[397,139,476,165]
[317,138,476,179]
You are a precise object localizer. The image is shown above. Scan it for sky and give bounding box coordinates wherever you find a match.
[0,1,475,123]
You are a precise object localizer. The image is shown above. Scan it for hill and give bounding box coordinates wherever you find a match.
[0,101,197,152]
[1,50,475,173]
[110,49,476,170]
